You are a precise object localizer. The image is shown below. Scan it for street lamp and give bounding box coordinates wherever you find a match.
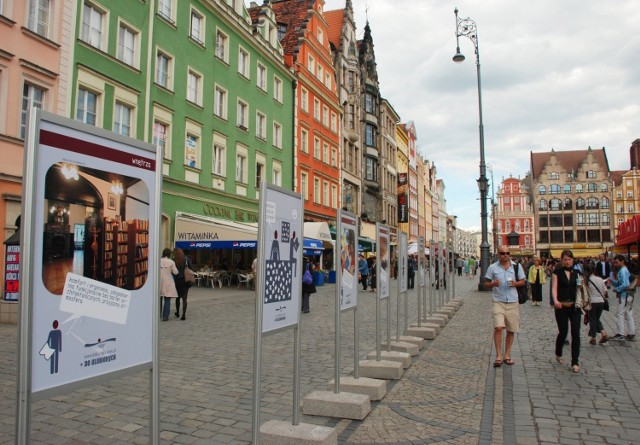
[453,7,491,291]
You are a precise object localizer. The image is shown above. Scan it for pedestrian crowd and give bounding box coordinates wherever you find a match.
[483,250,637,374]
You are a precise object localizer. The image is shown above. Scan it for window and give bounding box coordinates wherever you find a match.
[325,73,332,89]
[237,100,248,129]
[538,199,547,210]
[330,112,337,132]
[27,0,50,37]
[156,50,173,89]
[301,88,308,112]
[538,185,546,195]
[323,143,329,163]
[524,220,530,230]
[365,92,376,114]
[314,178,320,204]
[627,190,633,198]
[317,64,323,82]
[113,102,132,136]
[331,184,338,207]
[586,197,598,209]
[331,148,337,167]
[564,184,571,194]
[277,23,287,41]
[314,98,320,120]
[347,105,355,129]
[185,133,199,168]
[81,3,104,49]
[617,191,622,198]
[211,137,227,176]
[601,197,609,209]
[257,63,267,91]
[365,157,377,181]
[564,198,572,210]
[236,152,247,183]
[215,30,228,62]
[274,76,283,103]
[190,9,204,45]
[21,83,44,138]
[272,161,281,186]
[629,203,635,213]
[158,0,174,22]
[602,213,610,225]
[549,172,559,180]
[550,184,560,194]
[76,87,97,125]
[300,172,308,199]
[365,123,377,147]
[575,184,583,193]
[322,105,328,126]
[323,181,329,206]
[317,28,323,44]
[187,70,202,105]
[308,55,315,73]
[313,137,320,159]
[214,85,227,119]
[586,170,596,178]
[300,129,308,153]
[153,120,169,159]
[273,122,282,148]
[347,71,355,92]
[256,161,264,187]
[118,23,137,67]
[576,198,585,209]
[256,112,266,140]
[600,183,608,192]
[588,183,597,192]
[550,198,561,211]
[238,48,249,77]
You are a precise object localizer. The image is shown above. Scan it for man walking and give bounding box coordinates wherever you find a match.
[610,255,636,341]
[358,254,369,291]
[595,254,611,281]
[455,256,464,276]
[407,254,416,289]
[484,248,526,367]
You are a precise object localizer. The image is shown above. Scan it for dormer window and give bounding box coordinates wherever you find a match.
[277,24,287,41]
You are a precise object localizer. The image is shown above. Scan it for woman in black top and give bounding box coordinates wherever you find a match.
[551,250,581,373]
[173,247,191,320]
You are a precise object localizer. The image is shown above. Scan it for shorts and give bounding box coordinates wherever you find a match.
[493,301,520,332]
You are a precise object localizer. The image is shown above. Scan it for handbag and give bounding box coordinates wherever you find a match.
[184,266,196,287]
[302,264,313,285]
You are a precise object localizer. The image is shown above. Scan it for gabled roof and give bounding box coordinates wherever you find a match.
[271,0,313,57]
[611,170,626,187]
[530,148,609,180]
[324,9,344,50]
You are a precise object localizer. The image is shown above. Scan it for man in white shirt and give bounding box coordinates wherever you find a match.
[484,248,526,367]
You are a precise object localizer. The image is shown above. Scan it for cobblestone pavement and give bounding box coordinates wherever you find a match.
[0,275,639,444]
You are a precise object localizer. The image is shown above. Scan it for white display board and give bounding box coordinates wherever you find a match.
[399,232,408,293]
[26,112,158,397]
[377,224,390,299]
[260,184,303,334]
[338,211,358,311]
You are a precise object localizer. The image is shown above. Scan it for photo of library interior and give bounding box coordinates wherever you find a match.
[41,162,150,295]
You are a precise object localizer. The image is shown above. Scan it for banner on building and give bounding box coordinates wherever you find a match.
[398,193,408,223]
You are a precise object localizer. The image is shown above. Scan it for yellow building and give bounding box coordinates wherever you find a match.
[612,168,640,242]
[417,155,426,239]
[396,125,409,237]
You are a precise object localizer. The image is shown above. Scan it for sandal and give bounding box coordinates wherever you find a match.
[572,365,580,373]
[493,358,502,368]
[555,356,564,365]
[504,358,515,365]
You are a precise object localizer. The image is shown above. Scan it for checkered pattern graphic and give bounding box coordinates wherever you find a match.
[264,260,293,303]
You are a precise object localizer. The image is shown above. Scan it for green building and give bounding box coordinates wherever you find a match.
[69,0,295,265]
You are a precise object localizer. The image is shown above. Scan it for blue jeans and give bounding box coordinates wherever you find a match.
[162,296,172,320]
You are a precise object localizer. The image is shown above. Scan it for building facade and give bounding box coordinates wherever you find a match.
[495,176,535,257]
[396,124,409,238]
[403,121,418,241]
[530,147,614,259]
[379,98,398,239]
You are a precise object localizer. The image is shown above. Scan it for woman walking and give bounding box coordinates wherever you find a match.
[463,258,470,277]
[160,248,178,321]
[173,247,191,320]
[583,264,609,345]
[551,250,584,373]
[527,256,546,305]
[301,257,316,313]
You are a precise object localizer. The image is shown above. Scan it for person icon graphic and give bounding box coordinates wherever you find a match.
[45,320,62,374]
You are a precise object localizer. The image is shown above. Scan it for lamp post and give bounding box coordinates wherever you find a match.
[453,7,490,291]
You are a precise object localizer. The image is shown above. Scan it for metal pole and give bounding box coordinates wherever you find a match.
[334,214,342,393]
[375,224,381,361]
[396,261,401,341]
[293,325,301,425]
[354,307,360,378]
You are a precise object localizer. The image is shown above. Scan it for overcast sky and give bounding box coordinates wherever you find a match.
[250,1,640,231]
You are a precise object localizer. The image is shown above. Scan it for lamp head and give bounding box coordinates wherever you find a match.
[452,50,465,63]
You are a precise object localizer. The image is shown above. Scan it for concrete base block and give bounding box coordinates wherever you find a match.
[417,315,448,327]
[407,326,437,340]
[447,300,462,310]
[327,376,387,401]
[358,359,404,380]
[444,302,460,312]
[394,335,426,349]
[302,390,370,420]
[366,350,412,368]
[453,298,465,306]
[410,322,441,334]
[260,420,336,445]
[380,341,419,356]
[434,308,454,318]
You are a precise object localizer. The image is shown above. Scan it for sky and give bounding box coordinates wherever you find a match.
[249,1,640,231]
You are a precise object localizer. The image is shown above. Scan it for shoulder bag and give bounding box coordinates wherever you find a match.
[184,265,196,287]
[588,277,609,311]
[514,263,528,304]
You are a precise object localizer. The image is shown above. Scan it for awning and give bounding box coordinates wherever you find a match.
[174,212,258,249]
[616,215,640,246]
[303,238,324,256]
[358,237,375,253]
[549,248,605,258]
[304,222,333,248]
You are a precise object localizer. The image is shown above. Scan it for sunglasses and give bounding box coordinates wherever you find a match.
[498,251,510,255]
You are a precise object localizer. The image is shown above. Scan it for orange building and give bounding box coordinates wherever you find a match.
[272,0,341,224]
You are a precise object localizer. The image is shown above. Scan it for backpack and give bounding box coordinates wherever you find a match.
[513,263,528,304]
[302,264,313,285]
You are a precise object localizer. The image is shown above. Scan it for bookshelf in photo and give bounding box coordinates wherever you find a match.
[128,219,149,290]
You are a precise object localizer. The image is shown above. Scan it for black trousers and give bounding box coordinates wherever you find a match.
[360,274,368,290]
[555,306,581,366]
[531,283,543,302]
[588,302,605,337]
